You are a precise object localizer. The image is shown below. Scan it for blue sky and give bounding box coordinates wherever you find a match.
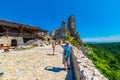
[0,0,120,42]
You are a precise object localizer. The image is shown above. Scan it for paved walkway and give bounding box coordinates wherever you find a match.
[0,45,71,80]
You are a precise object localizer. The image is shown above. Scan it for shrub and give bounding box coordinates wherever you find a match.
[64,35,83,46]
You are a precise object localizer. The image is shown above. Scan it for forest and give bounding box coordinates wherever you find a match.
[84,42,120,80]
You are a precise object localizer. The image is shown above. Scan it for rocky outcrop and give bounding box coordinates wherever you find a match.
[51,15,80,41]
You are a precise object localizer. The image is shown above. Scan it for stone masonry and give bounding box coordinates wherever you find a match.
[0,36,24,46]
[51,15,80,40]
[72,46,108,80]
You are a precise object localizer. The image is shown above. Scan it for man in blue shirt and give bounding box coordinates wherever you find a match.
[61,41,71,71]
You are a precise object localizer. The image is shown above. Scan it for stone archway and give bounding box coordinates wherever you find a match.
[11,39,17,46]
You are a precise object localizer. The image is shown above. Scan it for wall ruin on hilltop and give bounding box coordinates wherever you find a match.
[51,15,80,41]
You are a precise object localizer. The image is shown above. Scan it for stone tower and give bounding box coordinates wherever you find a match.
[51,21,68,40]
[67,15,80,40]
[67,15,76,36]
[51,15,81,41]
[59,21,67,38]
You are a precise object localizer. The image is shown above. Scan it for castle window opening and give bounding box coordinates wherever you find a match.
[11,39,17,46]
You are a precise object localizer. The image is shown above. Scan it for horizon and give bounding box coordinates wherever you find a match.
[0,0,120,42]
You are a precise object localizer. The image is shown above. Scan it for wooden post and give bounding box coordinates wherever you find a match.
[20,27,23,36]
[6,26,8,37]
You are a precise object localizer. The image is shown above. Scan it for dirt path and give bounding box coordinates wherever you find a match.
[0,45,71,80]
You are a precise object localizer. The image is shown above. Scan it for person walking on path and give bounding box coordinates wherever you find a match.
[52,41,56,55]
[61,41,71,71]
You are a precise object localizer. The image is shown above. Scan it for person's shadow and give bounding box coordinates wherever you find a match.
[45,66,64,72]
[46,54,53,56]
[45,66,72,80]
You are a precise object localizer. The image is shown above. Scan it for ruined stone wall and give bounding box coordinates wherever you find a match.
[67,15,76,37]
[72,46,108,80]
[0,36,24,46]
[51,15,81,41]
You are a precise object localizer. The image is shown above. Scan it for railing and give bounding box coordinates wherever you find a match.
[0,32,37,38]
[0,46,11,52]
[0,32,47,38]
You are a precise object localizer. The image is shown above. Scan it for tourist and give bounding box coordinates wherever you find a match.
[52,41,56,55]
[61,41,71,71]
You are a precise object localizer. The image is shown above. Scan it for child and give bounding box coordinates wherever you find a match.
[52,41,56,55]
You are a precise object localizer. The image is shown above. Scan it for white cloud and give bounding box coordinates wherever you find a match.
[82,35,120,43]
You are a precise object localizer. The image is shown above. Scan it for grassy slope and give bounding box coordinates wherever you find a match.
[84,42,120,80]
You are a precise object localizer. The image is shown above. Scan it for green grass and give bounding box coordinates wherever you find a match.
[84,43,120,80]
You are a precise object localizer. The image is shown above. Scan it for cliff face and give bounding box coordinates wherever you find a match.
[51,15,80,41]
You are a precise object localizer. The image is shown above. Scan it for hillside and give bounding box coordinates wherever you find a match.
[84,42,120,80]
